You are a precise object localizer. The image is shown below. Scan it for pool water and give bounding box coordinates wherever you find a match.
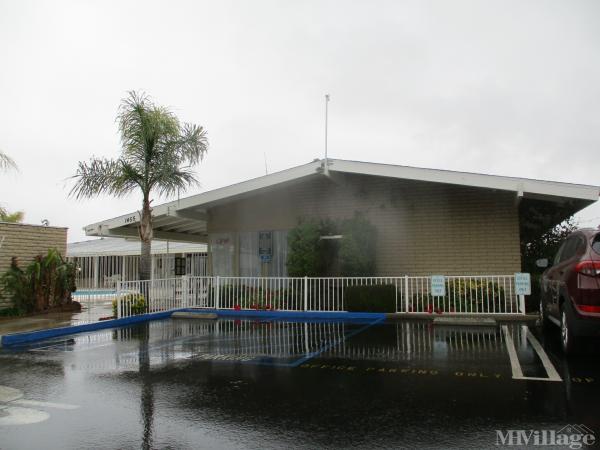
[1,318,599,449]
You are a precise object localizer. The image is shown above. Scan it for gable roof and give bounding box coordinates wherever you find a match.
[83,158,600,242]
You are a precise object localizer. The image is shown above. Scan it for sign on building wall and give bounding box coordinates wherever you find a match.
[431,275,446,297]
[514,273,531,295]
[259,231,273,263]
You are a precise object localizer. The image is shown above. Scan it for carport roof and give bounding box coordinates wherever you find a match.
[67,237,207,257]
[83,158,600,242]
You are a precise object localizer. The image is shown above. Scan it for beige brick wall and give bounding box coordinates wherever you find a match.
[207,173,522,276]
[0,223,68,309]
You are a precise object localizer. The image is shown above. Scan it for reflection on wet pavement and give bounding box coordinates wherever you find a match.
[1,318,599,449]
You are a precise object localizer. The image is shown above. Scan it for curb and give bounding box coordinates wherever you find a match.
[0,311,173,347]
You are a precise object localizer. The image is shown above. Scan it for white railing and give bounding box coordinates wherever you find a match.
[68,253,208,290]
[114,274,526,318]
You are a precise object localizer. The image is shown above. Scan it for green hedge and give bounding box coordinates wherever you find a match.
[112,293,146,317]
[344,284,396,313]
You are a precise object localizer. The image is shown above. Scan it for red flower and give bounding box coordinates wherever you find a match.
[234,304,241,311]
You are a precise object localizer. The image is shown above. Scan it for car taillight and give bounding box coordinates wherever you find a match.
[576,305,600,313]
[575,261,600,276]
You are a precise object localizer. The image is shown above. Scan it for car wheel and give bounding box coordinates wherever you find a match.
[561,306,577,355]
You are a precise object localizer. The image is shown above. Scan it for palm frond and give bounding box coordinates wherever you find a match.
[71,90,208,203]
[0,151,17,172]
[0,207,24,223]
[69,157,141,199]
[174,123,208,165]
[151,165,199,198]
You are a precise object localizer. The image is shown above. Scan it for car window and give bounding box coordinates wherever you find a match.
[592,234,600,255]
[553,240,566,265]
[558,236,579,263]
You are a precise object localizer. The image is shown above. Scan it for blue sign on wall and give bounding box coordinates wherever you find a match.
[259,231,272,263]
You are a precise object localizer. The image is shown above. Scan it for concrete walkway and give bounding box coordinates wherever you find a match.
[0,299,113,340]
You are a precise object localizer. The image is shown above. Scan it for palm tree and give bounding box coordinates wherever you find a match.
[1,150,21,223]
[70,91,208,280]
[0,208,24,223]
[0,150,17,172]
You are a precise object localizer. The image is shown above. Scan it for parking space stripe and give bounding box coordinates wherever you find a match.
[501,325,524,379]
[523,326,562,382]
[502,325,563,383]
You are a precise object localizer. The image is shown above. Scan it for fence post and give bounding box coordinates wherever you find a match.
[182,275,189,309]
[116,280,122,319]
[303,276,308,311]
[215,276,220,310]
[404,275,409,313]
[519,294,525,315]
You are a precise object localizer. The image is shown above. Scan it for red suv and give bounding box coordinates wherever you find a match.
[539,228,600,354]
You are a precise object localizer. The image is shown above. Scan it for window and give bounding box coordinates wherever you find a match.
[174,257,186,276]
[210,233,234,276]
[558,236,582,263]
[593,235,600,255]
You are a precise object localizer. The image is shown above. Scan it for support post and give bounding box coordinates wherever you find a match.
[304,276,308,311]
[404,275,409,313]
[182,275,189,308]
[116,280,122,319]
[519,294,526,315]
[215,276,220,310]
[93,256,99,289]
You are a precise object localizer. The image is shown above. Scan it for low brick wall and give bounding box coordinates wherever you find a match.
[0,222,68,309]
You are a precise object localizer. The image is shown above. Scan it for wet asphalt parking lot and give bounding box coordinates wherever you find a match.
[0,317,599,449]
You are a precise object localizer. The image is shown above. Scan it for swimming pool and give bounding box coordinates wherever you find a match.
[1,317,599,449]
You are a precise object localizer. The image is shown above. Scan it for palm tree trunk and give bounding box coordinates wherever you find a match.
[139,197,153,281]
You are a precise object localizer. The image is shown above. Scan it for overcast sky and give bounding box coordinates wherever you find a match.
[1,0,599,242]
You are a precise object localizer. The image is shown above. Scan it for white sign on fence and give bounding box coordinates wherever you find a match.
[431,275,446,296]
[514,273,531,295]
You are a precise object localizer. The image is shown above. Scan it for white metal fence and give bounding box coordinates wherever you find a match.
[114,274,526,318]
[68,253,208,290]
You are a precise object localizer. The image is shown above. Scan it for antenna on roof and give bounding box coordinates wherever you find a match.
[324,94,330,175]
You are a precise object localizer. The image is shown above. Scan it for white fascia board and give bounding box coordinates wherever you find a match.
[328,159,600,201]
[84,157,600,238]
[84,159,323,235]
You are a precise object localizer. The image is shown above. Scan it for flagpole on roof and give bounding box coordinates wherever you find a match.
[324,94,330,175]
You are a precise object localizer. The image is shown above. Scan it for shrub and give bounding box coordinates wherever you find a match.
[287,214,377,277]
[0,249,76,314]
[345,284,396,313]
[0,307,22,317]
[215,285,297,310]
[112,293,146,317]
[409,279,508,313]
[286,220,322,277]
[339,214,377,276]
